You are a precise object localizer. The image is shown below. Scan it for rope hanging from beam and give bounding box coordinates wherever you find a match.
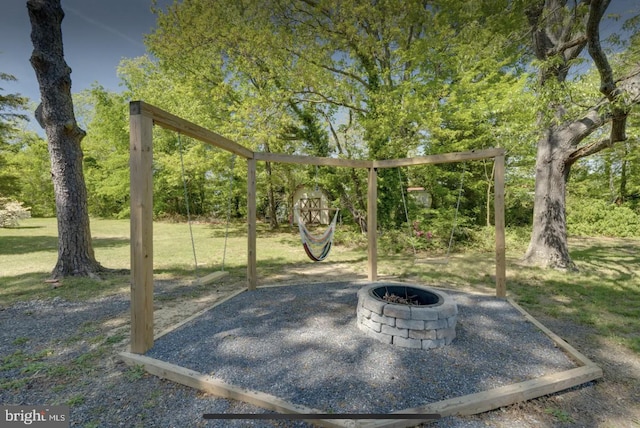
[177,132,232,283]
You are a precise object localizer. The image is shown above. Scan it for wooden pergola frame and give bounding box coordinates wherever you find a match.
[129,101,506,354]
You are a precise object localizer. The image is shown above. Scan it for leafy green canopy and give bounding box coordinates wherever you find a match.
[145,0,534,229]
[0,72,29,199]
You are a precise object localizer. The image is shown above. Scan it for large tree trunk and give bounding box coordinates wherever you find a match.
[28,0,104,279]
[521,0,640,270]
[523,130,576,270]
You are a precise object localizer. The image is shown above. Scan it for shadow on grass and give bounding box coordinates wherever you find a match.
[504,245,640,354]
[0,236,129,256]
[0,273,51,305]
[0,270,133,307]
[0,236,58,255]
[391,252,497,288]
[570,240,640,279]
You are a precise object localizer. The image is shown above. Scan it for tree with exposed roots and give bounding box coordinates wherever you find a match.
[523,0,640,270]
[27,0,105,278]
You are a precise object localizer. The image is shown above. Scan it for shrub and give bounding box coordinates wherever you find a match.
[0,198,31,227]
[333,226,367,249]
[567,198,640,237]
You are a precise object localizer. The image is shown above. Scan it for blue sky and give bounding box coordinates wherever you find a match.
[1,0,172,109]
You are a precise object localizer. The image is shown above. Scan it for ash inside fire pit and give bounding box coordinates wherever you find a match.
[357,283,457,349]
[371,285,442,306]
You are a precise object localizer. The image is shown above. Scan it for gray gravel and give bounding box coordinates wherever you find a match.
[1,290,304,427]
[145,281,578,425]
[0,280,584,427]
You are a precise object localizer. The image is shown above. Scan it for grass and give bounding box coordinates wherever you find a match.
[1,218,639,355]
[0,217,366,303]
[545,407,575,423]
[124,365,147,382]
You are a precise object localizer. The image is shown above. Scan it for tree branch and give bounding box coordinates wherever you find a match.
[566,136,613,165]
[564,67,640,165]
[587,0,616,97]
[618,67,640,102]
[586,0,631,147]
[322,111,345,156]
[549,35,588,57]
[292,89,369,114]
[285,47,371,89]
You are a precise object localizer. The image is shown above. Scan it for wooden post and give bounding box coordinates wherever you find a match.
[129,103,154,353]
[494,154,506,297]
[247,158,257,290]
[368,167,378,282]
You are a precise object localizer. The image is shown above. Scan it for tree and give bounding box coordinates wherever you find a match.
[12,130,56,217]
[522,0,640,270]
[27,0,104,278]
[147,0,530,231]
[0,72,28,198]
[116,56,247,221]
[77,86,131,218]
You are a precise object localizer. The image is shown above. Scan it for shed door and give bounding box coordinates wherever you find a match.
[299,198,321,224]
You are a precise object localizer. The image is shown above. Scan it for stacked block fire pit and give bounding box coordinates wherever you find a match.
[356,283,457,349]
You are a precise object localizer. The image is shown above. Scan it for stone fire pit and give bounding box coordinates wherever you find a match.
[356,283,457,349]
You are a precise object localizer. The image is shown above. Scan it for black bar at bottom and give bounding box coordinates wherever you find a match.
[203,413,441,420]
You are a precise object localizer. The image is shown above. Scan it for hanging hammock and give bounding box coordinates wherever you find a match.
[297,210,339,262]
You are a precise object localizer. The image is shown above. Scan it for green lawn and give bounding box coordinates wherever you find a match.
[1,217,639,354]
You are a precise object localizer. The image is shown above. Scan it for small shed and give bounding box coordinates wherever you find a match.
[292,186,331,225]
[407,187,432,208]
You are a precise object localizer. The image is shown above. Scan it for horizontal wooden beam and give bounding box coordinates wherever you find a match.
[131,102,505,170]
[254,152,372,168]
[130,101,254,159]
[372,148,505,169]
[254,150,505,169]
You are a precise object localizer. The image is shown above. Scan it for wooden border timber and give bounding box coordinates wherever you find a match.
[362,366,602,428]
[506,298,595,367]
[155,287,248,341]
[120,287,602,428]
[119,353,355,428]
